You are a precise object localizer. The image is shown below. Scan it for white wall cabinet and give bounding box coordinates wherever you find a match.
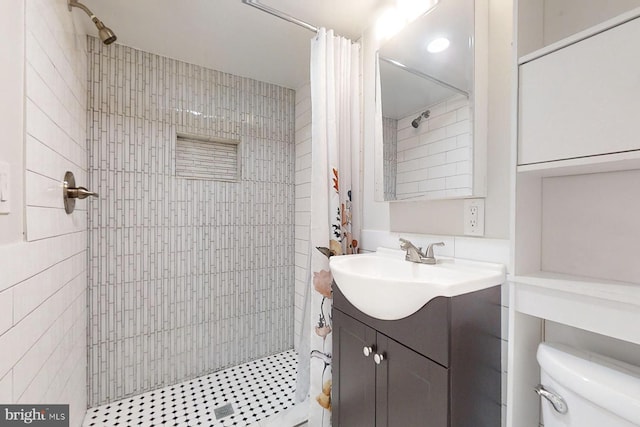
[518,16,640,166]
[509,3,640,427]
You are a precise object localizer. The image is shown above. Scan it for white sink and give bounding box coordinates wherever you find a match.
[329,247,506,320]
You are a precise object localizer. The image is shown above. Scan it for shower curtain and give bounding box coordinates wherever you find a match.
[303,27,361,427]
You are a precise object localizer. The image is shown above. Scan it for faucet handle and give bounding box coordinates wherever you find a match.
[424,242,445,258]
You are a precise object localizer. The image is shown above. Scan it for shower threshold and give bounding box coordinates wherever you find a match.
[83,349,299,427]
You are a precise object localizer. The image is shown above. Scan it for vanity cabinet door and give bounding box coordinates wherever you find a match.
[333,309,377,427]
[376,334,448,427]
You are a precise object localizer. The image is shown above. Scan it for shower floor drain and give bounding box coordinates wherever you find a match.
[215,403,235,420]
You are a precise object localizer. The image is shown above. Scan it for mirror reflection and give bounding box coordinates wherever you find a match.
[378,0,474,201]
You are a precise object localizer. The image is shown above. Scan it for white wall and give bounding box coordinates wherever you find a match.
[0,0,88,424]
[362,0,513,239]
[0,0,25,245]
[541,170,640,284]
[543,0,640,46]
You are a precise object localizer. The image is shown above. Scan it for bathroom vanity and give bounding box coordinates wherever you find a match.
[332,284,502,427]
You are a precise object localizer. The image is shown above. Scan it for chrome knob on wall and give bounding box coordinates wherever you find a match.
[66,187,98,199]
[63,171,98,214]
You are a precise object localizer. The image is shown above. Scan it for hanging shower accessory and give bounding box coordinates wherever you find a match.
[67,0,117,45]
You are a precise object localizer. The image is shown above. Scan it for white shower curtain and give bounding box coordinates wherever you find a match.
[305,27,361,427]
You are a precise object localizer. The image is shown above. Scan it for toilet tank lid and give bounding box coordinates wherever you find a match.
[537,342,640,425]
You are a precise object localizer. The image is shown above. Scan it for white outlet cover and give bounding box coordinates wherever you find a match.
[464,198,485,236]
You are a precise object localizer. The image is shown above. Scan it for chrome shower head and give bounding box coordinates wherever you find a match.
[68,0,117,45]
[93,18,117,45]
[411,110,431,129]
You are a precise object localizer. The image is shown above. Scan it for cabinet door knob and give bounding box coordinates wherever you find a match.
[363,346,374,357]
[374,353,385,364]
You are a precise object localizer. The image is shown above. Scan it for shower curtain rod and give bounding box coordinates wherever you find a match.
[242,0,319,33]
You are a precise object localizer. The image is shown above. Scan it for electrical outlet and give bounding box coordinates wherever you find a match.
[464,199,484,236]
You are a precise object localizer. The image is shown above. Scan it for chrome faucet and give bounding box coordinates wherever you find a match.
[399,238,444,265]
[399,238,424,263]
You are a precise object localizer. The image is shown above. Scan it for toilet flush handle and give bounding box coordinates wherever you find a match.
[535,384,568,414]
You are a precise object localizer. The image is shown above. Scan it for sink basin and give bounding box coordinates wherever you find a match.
[329,247,506,320]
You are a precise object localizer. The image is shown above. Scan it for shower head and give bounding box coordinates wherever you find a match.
[68,0,117,45]
[94,18,117,45]
[411,110,431,129]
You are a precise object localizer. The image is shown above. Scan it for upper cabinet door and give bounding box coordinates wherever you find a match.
[518,16,640,166]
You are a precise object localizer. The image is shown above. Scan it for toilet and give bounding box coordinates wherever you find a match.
[536,342,640,427]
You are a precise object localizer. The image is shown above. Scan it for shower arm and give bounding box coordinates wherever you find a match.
[67,0,97,21]
[67,0,117,44]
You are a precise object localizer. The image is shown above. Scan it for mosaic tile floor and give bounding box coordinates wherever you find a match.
[83,350,298,427]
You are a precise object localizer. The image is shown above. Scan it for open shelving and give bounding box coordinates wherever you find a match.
[507,1,640,426]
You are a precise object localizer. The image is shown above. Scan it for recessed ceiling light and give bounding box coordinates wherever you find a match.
[427,37,450,53]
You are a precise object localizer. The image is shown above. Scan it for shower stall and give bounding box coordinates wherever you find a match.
[84,37,300,425]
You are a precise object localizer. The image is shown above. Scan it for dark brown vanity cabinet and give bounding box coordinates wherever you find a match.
[332,285,501,427]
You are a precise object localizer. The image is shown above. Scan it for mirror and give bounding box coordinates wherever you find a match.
[376,0,485,201]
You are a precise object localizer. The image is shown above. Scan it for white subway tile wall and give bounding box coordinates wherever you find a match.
[293,83,311,348]
[86,38,296,406]
[394,95,472,200]
[0,0,88,425]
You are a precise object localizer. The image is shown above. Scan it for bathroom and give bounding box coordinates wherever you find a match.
[0,0,639,426]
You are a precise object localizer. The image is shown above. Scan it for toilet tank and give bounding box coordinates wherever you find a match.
[537,342,640,427]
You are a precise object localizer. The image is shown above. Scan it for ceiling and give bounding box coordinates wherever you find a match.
[77,0,386,89]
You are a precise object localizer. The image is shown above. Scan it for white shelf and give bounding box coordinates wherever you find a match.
[517,150,640,177]
[511,272,640,346]
[512,272,640,306]
[518,6,640,65]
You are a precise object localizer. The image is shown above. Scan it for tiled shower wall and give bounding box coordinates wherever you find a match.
[382,117,397,200]
[293,83,312,348]
[87,39,295,406]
